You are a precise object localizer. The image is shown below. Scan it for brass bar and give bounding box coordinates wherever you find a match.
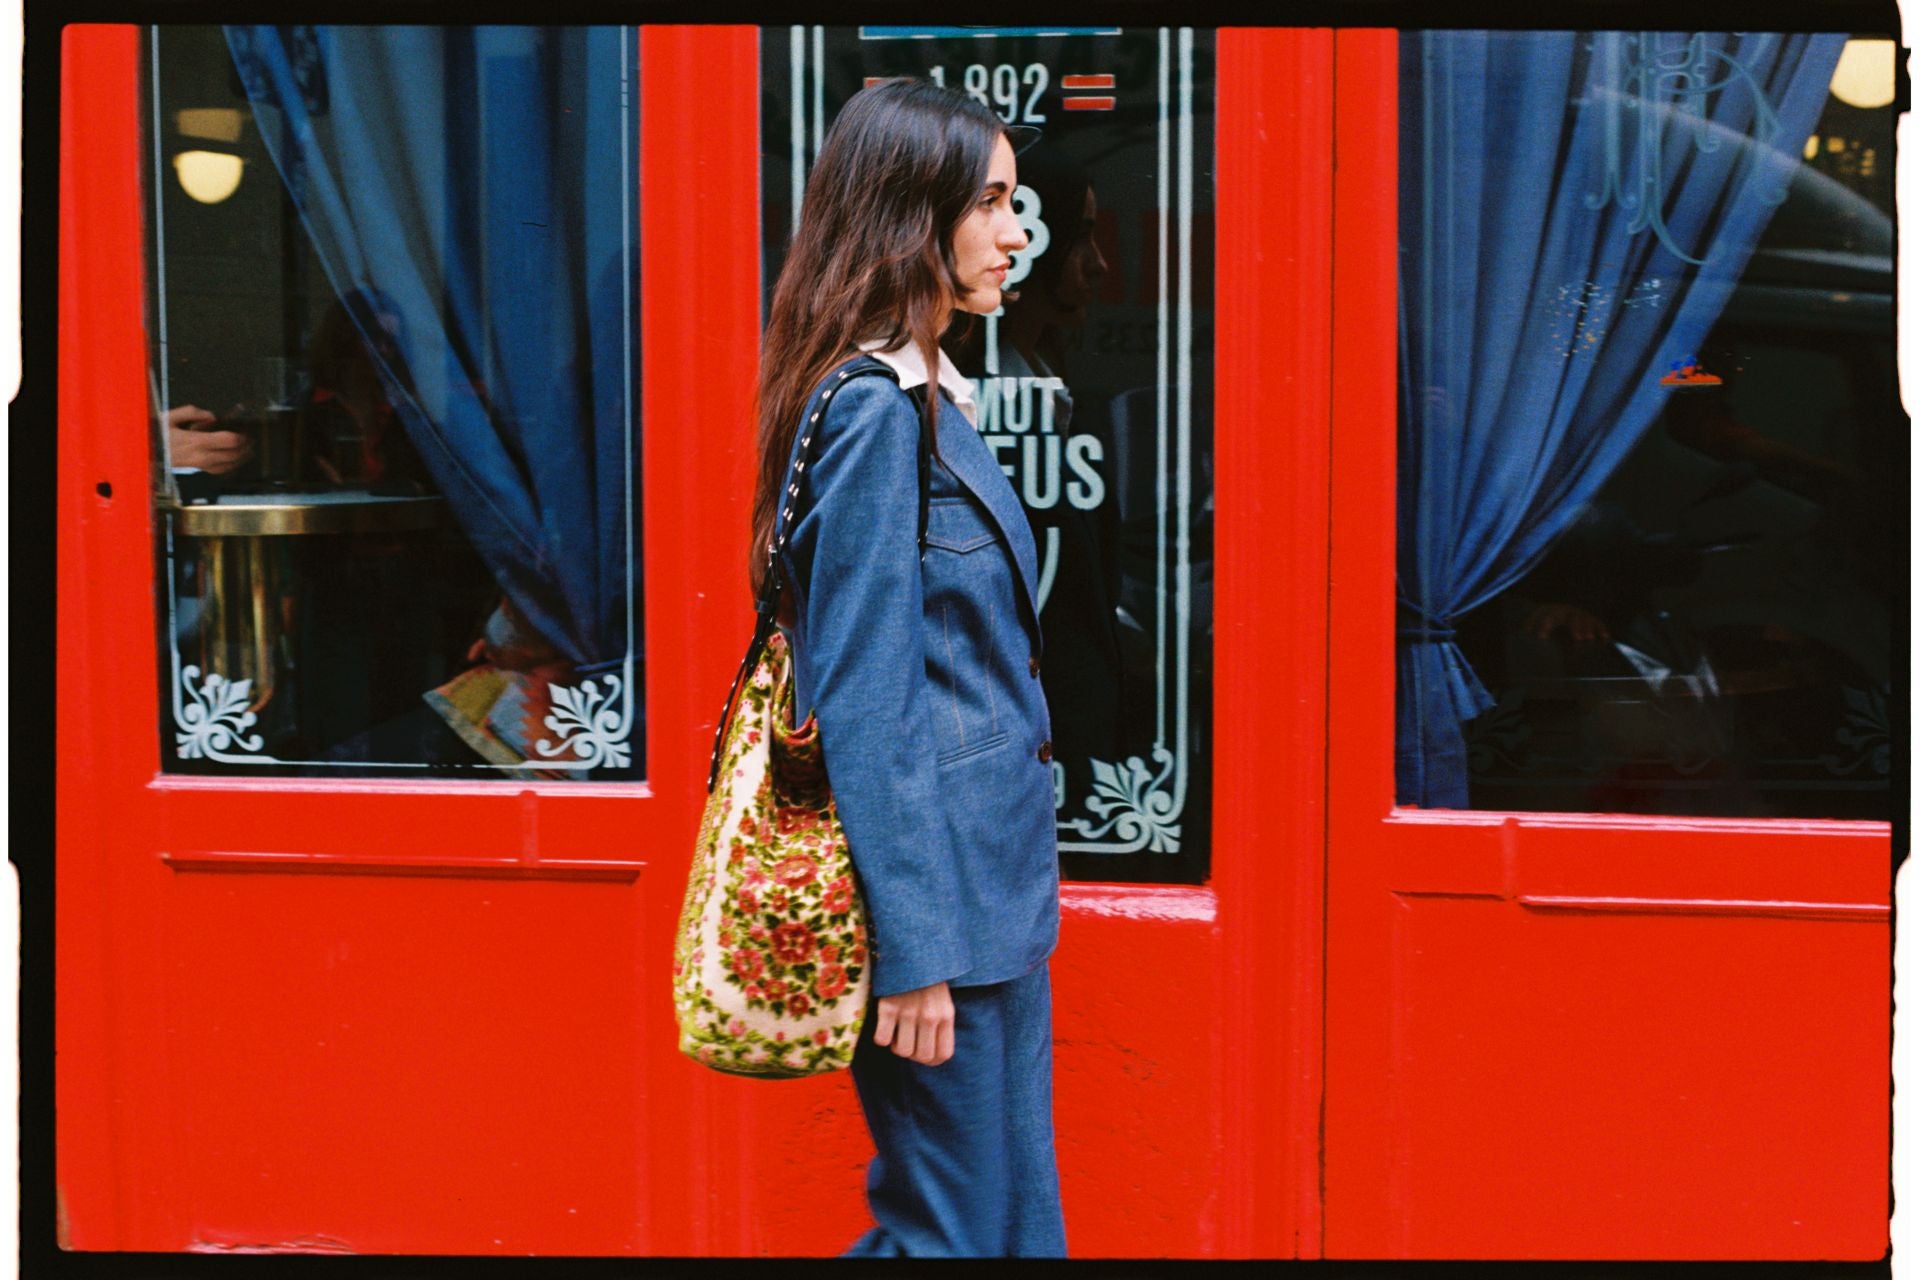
[163,494,446,538]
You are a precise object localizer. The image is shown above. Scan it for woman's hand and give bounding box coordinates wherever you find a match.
[874,981,955,1066]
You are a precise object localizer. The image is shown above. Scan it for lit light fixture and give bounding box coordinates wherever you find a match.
[1829,38,1897,110]
[173,150,246,204]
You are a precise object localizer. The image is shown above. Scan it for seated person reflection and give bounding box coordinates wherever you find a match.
[304,288,432,492]
[297,290,604,778]
[287,292,493,769]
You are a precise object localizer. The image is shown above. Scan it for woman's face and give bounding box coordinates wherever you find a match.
[949,134,1029,317]
[1048,187,1107,325]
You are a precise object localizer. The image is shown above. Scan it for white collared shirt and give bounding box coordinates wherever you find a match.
[857,337,979,427]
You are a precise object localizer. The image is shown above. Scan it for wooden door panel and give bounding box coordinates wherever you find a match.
[1323,29,1892,1260]
[1385,896,1889,1257]
[163,869,647,1254]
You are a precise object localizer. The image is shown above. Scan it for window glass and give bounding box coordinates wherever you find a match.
[147,25,643,780]
[1396,31,1895,819]
[760,26,1217,881]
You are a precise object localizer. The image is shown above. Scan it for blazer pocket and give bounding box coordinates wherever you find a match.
[935,729,1010,768]
[922,497,999,554]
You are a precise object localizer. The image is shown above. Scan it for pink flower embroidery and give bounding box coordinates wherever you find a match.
[730,948,764,981]
[728,1020,747,1038]
[736,889,758,915]
[768,890,789,914]
[814,964,848,999]
[772,854,817,888]
[823,879,853,915]
[770,922,816,965]
[742,865,770,890]
[786,992,811,1018]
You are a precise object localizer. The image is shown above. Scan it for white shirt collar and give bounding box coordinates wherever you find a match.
[857,337,979,427]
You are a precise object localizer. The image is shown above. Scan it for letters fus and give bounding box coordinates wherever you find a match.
[967,374,1106,512]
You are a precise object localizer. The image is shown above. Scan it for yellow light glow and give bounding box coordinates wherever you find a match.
[1829,38,1897,109]
[1804,133,1819,159]
[176,107,243,144]
[173,150,245,204]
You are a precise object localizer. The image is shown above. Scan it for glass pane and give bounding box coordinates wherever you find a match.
[1396,31,1896,819]
[146,25,643,780]
[760,26,1216,882]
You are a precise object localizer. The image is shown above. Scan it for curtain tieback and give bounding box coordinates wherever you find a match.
[1395,599,1457,643]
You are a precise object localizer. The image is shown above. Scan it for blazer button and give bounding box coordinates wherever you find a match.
[1037,740,1053,763]
[1028,655,1041,677]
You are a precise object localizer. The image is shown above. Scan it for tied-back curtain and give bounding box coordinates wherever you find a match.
[1396,30,1845,807]
[225,25,637,679]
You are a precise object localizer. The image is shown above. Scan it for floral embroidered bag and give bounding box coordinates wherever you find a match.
[673,358,926,1078]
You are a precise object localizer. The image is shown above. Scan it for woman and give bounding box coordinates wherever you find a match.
[753,78,1066,1258]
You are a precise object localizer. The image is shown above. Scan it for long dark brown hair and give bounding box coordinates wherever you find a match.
[751,77,1012,600]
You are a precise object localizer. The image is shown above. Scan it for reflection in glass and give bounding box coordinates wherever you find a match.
[761,26,1215,882]
[1396,30,1894,819]
[149,25,643,780]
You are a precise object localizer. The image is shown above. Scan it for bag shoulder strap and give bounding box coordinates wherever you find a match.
[707,355,930,791]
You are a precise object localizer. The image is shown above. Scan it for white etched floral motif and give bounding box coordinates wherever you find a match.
[1064,746,1182,854]
[535,672,632,770]
[175,665,266,760]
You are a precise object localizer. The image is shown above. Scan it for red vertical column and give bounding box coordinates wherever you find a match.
[637,24,765,1256]
[57,22,181,1250]
[1211,27,1337,1258]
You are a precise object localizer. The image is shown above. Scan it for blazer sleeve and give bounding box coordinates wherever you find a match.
[783,376,973,998]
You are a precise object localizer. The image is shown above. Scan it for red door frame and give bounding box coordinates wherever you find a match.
[57,24,1344,1256]
[1323,29,1893,1260]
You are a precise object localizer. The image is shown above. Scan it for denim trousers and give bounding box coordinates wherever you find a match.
[841,962,1067,1258]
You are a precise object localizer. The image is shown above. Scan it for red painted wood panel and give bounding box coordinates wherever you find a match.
[1210,25,1335,1260]
[57,23,177,1250]
[55,22,1339,1259]
[1321,28,1892,1260]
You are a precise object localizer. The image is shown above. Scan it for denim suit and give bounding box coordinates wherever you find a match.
[780,357,1061,999]
[778,350,1067,1257]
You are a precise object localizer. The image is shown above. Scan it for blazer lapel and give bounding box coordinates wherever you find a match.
[931,392,1042,637]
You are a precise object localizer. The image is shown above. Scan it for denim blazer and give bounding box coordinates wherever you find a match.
[779,359,1061,998]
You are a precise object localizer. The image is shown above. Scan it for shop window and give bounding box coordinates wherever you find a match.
[146,26,643,780]
[1396,31,1895,819]
[760,26,1216,882]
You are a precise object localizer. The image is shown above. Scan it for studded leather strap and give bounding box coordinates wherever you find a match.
[706,356,930,792]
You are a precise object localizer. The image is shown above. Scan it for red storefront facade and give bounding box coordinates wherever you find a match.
[53,23,1892,1259]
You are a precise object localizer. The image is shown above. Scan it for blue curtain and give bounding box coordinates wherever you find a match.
[224,25,638,680]
[1396,31,1846,808]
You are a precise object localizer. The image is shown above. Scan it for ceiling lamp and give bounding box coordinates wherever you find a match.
[173,150,245,204]
[1829,38,1897,110]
